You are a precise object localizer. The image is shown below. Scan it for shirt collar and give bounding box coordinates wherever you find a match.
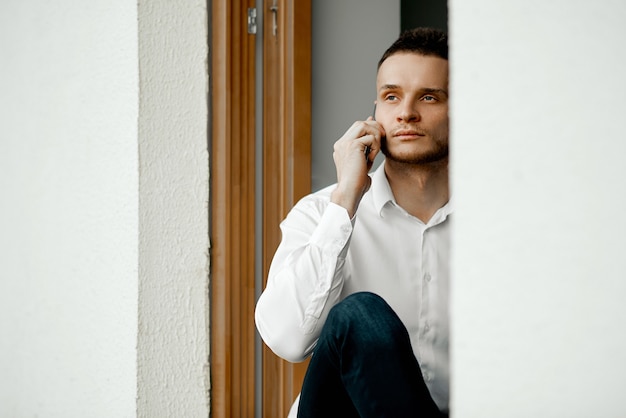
[429,197,454,226]
[370,160,454,224]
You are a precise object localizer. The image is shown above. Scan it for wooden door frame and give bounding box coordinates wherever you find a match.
[210,0,311,417]
[261,1,311,417]
[210,0,257,417]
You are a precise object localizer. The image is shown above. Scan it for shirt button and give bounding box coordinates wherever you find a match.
[425,273,432,282]
[424,322,430,332]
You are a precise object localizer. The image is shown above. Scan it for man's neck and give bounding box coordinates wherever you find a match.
[384,158,450,223]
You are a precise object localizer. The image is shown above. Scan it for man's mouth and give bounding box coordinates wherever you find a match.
[392,128,426,139]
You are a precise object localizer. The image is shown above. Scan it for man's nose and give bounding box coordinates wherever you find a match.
[397,101,420,122]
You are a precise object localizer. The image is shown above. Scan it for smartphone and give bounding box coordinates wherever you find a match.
[366,104,389,161]
[365,104,377,160]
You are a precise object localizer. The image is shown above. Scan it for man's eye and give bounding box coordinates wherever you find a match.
[385,95,398,102]
[422,95,437,102]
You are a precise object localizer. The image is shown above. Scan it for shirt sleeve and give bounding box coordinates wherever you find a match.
[255,196,354,363]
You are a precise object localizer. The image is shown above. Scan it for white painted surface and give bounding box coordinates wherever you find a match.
[136,1,210,417]
[450,1,626,416]
[0,1,139,416]
[0,1,210,417]
[311,0,400,191]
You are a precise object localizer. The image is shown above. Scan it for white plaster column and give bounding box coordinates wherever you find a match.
[137,1,210,416]
[0,1,210,416]
[0,1,139,416]
[450,1,626,416]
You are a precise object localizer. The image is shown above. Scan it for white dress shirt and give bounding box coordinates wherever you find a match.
[255,161,452,414]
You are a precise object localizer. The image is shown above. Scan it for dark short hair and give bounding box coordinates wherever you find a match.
[378,27,448,69]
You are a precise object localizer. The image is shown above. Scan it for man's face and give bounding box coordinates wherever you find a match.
[375,53,449,165]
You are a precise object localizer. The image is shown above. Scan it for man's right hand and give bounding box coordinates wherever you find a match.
[330,117,385,217]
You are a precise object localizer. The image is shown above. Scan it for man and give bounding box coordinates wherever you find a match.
[255,27,450,417]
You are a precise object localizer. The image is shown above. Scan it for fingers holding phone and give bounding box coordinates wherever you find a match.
[330,117,386,217]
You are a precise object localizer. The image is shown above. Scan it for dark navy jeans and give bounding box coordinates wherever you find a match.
[297,292,446,418]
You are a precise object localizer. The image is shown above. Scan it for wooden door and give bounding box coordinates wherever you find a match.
[261,1,312,417]
[210,0,311,417]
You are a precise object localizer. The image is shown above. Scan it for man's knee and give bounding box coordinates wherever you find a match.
[325,292,402,343]
[329,292,386,322]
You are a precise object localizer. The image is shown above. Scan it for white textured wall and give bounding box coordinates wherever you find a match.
[0,1,139,417]
[450,1,626,417]
[0,1,210,417]
[137,1,210,417]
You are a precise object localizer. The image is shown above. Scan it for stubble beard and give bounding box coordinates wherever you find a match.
[381,135,449,165]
